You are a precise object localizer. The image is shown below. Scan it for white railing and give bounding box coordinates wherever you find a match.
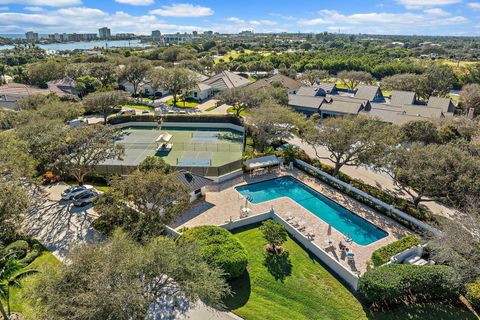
[294,159,441,237]
[219,210,360,290]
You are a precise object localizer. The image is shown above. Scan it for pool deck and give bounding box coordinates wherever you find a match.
[172,168,411,275]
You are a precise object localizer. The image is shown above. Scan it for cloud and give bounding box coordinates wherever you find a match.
[24,6,46,12]
[423,8,451,16]
[226,17,245,24]
[298,9,468,34]
[396,0,461,9]
[467,2,480,10]
[249,19,277,26]
[0,0,81,6]
[149,3,214,17]
[0,7,204,34]
[115,0,154,5]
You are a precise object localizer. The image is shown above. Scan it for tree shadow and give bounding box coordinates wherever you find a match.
[223,271,251,310]
[263,251,292,283]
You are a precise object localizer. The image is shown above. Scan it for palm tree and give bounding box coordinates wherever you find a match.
[0,251,38,319]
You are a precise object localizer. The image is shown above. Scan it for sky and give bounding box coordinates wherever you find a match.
[0,0,479,36]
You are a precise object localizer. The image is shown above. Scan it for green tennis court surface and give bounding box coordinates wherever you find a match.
[102,126,243,168]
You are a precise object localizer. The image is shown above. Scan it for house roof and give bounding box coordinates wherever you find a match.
[317,82,337,94]
[320,99,365,115]
[47,77,76,88]
[401,104,444,118]
[196,82,212,91]
[202,71,251,91]
[288,94,324,110]
[244,155,280,170]
[427,96,455,113]
[390,91,416,107]
[0,82,59,100]
[296,86,325,97]
[354,84,382,101]
[265,74,303,90]
[174,170,213,191]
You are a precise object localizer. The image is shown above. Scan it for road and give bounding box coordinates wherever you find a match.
[287,135,456,219]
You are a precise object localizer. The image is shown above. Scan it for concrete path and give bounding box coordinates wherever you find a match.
[287,135,456,219]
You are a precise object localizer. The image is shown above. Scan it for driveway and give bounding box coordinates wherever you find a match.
[21,182,102,261]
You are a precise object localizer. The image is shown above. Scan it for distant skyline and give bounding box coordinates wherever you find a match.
[0,0,479,36]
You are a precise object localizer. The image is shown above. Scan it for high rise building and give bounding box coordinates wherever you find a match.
[152,30,161,41]
[25,31,39,41]
[98,27,111,39]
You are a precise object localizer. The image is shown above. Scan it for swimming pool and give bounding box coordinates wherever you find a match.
[235,176,388,246]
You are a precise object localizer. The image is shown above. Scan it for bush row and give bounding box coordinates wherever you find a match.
[2,239,43,265]
[177,226,248,280]
[358,264,462,308]
[107,114,243,126]
[371,235,422,267]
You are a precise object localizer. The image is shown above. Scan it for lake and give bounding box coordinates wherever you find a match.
[0,39,150,52]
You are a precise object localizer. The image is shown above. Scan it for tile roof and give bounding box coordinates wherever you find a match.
[320,99,365,115]
[296,86,324,97]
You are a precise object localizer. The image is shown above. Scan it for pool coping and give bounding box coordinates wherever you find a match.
[234,175,390,247]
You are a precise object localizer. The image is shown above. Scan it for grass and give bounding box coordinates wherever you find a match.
[165,98,199,108]
[224,225,476,320]
[6,251,61,319]
[224,226,368,320]
[205,105,218,111]
[122,103,154,111]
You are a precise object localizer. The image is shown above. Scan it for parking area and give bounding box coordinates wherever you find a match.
[21,182,103,261]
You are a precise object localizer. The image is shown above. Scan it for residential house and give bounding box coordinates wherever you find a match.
[47,77,79,96]
[288,94,324,116]
[247,74,303,94]
[319,95,371,117]
[0,82,63,110]
[187,71,251,101]
[427,96,456,114]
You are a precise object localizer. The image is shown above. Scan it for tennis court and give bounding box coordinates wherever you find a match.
[101,126,243,168]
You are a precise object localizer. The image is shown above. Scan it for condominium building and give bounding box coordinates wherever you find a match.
[98,27,111,39]
[25,31,39,41]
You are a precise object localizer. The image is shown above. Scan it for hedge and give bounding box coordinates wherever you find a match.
[177,226,248,280]
[371,235,422,267]
[358,264,462,308]
[107,114,243,126]
[466,278,480,309]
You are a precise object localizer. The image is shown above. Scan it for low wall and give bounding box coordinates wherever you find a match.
[219,210,360,291]
[294,159,441,237]
[164,225,182,239]
[112,121,158,129]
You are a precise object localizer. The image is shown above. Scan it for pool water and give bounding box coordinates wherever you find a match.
[235,176,388,246]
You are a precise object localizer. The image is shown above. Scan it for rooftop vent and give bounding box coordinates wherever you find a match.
[184,172,193,182]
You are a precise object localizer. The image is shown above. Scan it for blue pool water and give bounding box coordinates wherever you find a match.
[235,176,388,246]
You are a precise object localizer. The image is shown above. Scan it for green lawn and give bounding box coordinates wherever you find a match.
[224,226,476,320]
[122,103,154,111]
[6,251,61,319]
[165,98,199,108]
[224,226,369,320]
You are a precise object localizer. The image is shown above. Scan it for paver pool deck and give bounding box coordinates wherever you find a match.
[172,168,411,275]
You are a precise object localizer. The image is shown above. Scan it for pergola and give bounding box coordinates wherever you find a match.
[244,155,280,174]
[156,133,173,151]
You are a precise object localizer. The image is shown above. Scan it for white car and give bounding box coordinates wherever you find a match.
[61,185,93,200]
[118,109,136,116]
[73,190,98,206]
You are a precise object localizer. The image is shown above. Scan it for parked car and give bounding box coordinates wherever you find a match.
[61,185,93,200]
[72,190,98,206]
[118,109,136,116]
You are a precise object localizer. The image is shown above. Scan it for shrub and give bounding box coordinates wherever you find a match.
[466,278,480,309]
[371,235,422,267]
[260,220,288,253]
[178,226,248,280]
[358,264,462,308]
[3,240,29,259]
[18,248,41,265]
